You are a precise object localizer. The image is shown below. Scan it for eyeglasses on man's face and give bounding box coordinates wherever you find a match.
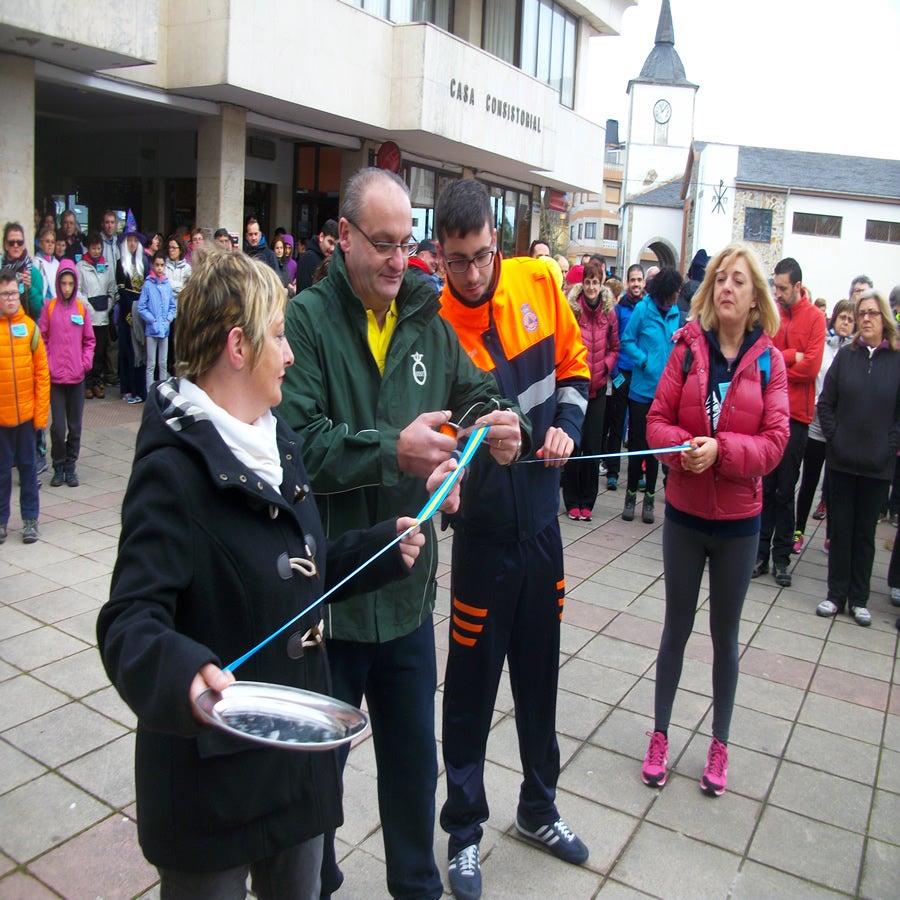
[345,217,417,258]
[0,289,20,300]
[444,249,496,275]
[6,239,24,248]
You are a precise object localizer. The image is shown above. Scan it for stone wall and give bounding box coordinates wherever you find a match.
[733,189,786,273]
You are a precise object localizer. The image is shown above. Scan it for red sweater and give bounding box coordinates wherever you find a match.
[648,322,789,520]
[775,293,826,424]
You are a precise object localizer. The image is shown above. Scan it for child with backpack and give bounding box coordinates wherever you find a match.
[0,266,50,543]
[39,259,95,487]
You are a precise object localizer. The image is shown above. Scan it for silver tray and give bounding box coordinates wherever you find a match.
[194,681,369,751]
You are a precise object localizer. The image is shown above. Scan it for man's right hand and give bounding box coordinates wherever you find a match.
[397,410,458,478]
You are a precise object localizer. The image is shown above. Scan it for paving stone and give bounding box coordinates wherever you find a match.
[866,789,899,844]
[81,684,137,730]
[578,633,657,676]
[0,738,47,795]
[810,665,890,711]
[750,623,825,662]
[558,658,640,706]
[747,806,864,895]
[699,703,792,756]
[798,693,886,745]
[784,723,881,785]
[0,625,90,672]
[0,605,40,642]
[0,773,110,862]
[12,587,101,626]
[859,838,900,900]
[0,675,68,731]
[875,746,900,794]
[28,814,157,900]
[673,734,779,802]
[733,672,806,720]
[617,676,711,731]
[4,702,127,768]
[731,859,847,898]
[820,641,896,682]
[0,871,61,897]
[739,645,814,689]
[32,647,110,699]
[558,745,655,818]
[768,761,873,833]
[645,772,761,853]
[611,821,742,898]
[59,733,136,809]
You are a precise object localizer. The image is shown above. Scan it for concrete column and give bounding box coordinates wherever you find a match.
[0,54,36,246]
[196,104,246,235]
[273,182,293,235]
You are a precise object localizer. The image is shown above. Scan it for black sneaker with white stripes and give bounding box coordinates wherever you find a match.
[515,814,589,865]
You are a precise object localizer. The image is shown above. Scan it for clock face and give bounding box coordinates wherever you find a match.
[653,99,672,125]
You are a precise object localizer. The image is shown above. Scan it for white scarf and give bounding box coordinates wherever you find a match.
[179,379,283,490]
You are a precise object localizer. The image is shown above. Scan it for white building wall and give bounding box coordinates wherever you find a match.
[782,194,900,301]
[690,143,739,258]
[628,204,682,268]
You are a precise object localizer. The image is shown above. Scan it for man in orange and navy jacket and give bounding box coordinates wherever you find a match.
[753,257,825,588]
[433,178,590,899]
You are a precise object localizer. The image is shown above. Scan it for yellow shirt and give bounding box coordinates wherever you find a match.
[366,300,399,375]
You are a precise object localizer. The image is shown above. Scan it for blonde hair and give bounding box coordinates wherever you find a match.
[176,249,287,379]
[691,242,780,336]
[853,290,899,351]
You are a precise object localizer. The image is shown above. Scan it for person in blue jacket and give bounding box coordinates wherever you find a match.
[620,267,683,524]
[137,252,177,394]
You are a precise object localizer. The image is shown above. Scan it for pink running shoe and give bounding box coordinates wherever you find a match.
[641,730,669,787]
[567,508,580,521]
[580,508,593,522]
[701,737,728,796]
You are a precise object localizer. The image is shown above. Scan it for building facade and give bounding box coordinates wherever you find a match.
[1,0,635,250]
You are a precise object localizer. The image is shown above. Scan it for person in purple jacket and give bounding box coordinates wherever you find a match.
[39,259,95,487]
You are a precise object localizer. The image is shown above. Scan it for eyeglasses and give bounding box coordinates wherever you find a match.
[345,217,417,258]
[0,290,19,300]
[836,314,855,323]
[6,239,24,247]
[858,309,881,319]
[444,249,496,275]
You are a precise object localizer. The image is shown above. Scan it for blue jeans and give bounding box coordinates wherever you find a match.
[322,618,441,900]
[0,422,39,523]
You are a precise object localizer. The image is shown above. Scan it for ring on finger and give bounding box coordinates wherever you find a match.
[498,438,503,449]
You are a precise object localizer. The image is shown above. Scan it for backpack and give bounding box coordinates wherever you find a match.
[46,296,86,325]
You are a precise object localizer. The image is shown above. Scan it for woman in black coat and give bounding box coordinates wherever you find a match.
[97,249,456,898]
[816,289,900,626]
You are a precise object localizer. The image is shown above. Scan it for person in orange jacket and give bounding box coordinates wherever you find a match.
[0,266,50,544]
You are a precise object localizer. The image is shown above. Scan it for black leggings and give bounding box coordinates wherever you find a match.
[655,516,757,743]
[626,399,658,495]
[795,436,826,536]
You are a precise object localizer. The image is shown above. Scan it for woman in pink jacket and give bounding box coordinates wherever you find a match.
[39,259,95,487]
[641,243,789,797]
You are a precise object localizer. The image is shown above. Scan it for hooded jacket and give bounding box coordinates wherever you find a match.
[278,247,530,642]
[97,379,410,871]
[76,253,117,326]
[1,302,50,429]
[165,256,192,299]
[38,259,95,384]
[572,287,620,398]
[648,320,789,521]
[620,294,681,402]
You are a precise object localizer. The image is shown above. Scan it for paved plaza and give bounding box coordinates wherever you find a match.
[0,396,898,899]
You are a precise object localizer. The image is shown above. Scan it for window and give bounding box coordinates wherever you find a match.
[484,0,577,108]
[604,184,621,205]
[584,222,597,240]
[866,219,900,244]
[792,212,842,238]
[603,223,619,241]
[743,208,773,243]
[577,223,583,239]
[483,181,532,256]
[351,0,452,30]
[569,225,575,240]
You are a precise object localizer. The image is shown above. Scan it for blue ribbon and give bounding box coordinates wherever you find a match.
[515,444,691,465]
[225,425,490,672]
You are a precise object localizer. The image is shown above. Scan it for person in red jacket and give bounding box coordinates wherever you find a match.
[642,243,789,797]
[752,257,825,587]
[561,264,619,520]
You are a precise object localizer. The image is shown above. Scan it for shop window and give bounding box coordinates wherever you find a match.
[792,212,842,238]
[865,219,900,244]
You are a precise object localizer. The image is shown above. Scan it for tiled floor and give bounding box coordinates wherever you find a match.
[1,396,898,899]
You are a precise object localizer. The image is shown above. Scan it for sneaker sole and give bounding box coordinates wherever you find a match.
[700,777,725,797]
[514,822,589,865]
[641,771,667,788]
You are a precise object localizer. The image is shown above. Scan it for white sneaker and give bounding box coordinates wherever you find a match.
[891,587,900,607]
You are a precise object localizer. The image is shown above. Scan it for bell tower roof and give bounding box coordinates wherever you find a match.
[629,0,697,89]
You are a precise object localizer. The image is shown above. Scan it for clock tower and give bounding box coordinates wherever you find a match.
[621,0,698,218]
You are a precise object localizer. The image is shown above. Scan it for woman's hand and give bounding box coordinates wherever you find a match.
[395,517,425,569]
[680,436,718,475]
[189,663,235,724]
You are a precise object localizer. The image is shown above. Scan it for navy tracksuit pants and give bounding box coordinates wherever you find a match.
[441,519,564,857]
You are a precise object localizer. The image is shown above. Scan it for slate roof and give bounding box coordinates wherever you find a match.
[736,146,900,200]
[626,177,684,208]
[631,0,697,88]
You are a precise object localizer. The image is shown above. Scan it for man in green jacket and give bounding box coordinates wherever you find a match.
[279,166,528,900]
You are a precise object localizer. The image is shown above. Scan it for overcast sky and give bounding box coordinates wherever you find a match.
[588,0,898,161]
